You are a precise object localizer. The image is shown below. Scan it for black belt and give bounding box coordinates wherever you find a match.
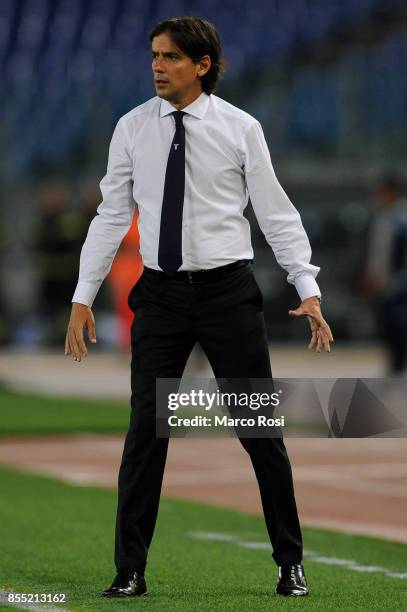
[143,260,252,284]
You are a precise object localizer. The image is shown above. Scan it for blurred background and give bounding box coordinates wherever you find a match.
[0,0,406,375]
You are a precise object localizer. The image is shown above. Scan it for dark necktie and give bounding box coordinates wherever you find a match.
[158,110,186,274]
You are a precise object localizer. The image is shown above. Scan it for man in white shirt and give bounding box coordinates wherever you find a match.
[65,16,333,599]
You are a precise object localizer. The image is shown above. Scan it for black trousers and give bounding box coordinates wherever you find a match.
[114,262,303,574]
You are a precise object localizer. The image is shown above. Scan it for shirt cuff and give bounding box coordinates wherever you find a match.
[72,281,100,308]
[294,274,321,302]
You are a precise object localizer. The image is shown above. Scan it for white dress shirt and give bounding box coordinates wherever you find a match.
[72,92,320,307]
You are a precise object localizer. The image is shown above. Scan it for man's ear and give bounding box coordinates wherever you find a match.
[197,55,211,77]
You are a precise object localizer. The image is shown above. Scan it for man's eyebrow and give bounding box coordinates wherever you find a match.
[151,50,181,56]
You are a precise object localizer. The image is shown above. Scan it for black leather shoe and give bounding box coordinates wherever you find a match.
[276,563,308,596]
[102,569,148,597]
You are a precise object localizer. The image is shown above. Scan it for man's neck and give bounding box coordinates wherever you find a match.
[168,89,203,110]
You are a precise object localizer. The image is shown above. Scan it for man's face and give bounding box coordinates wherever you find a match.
[151,32,203,104]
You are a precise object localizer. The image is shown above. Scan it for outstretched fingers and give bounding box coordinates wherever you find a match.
[289,299,334,353]
[317,325,332,352]
[68,326,87,362]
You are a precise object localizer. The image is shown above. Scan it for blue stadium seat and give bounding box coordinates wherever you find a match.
[1,0,406,172]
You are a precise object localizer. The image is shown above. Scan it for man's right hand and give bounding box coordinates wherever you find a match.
[65,302,97,362]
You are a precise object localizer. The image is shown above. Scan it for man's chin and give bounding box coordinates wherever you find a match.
[156,90,173,101]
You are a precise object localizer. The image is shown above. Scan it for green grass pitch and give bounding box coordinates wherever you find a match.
[0,388,130,436]
[0,466,406,611]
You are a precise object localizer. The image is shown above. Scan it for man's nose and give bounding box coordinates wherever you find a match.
[152,57,164,71]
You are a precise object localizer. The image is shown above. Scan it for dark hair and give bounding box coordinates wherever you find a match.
[149,16,225,95]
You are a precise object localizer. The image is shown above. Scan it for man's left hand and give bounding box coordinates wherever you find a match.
[288,296,334,353]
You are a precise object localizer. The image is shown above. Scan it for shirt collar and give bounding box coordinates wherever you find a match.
[159,92,210,119]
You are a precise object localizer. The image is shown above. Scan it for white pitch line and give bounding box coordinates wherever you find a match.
[188,532,407,580]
